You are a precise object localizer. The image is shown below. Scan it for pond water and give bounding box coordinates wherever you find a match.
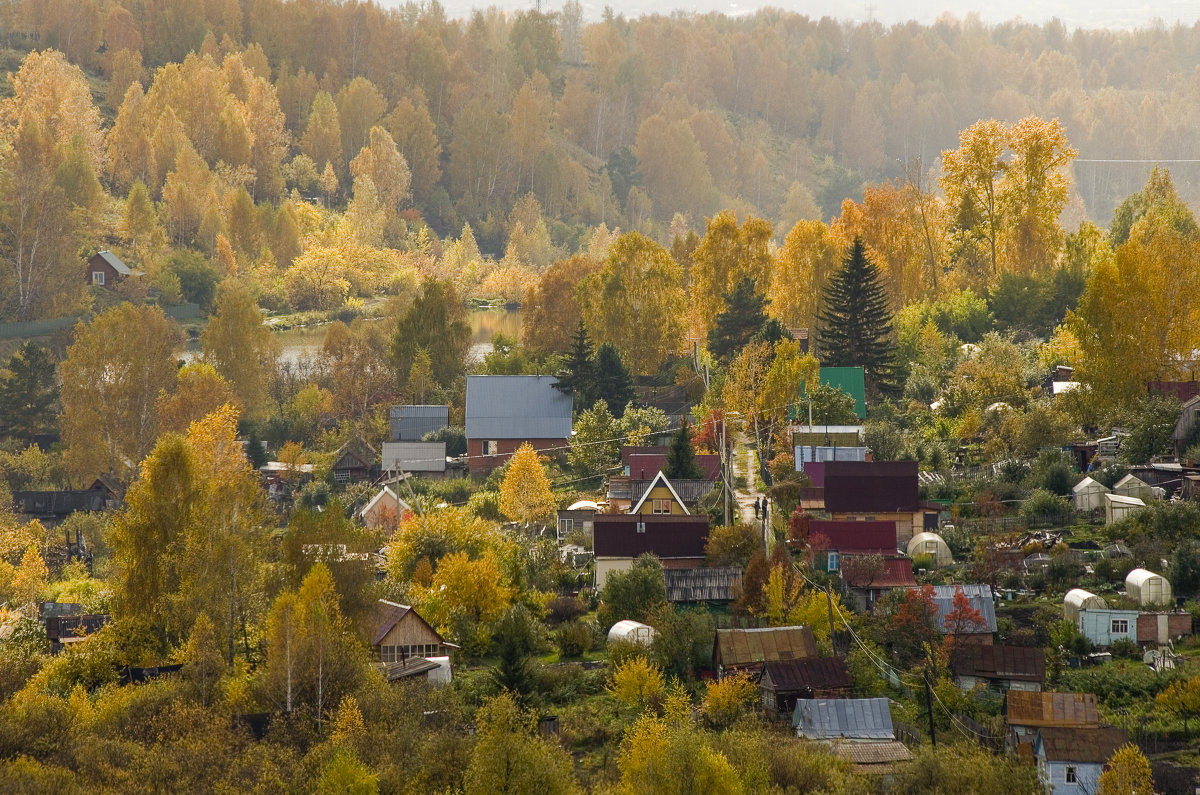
[186,309,523,366]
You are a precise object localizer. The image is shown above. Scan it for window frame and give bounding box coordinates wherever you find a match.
[1111,618,1129,634]
[1064,765,1078,784]
[92,270,105,286]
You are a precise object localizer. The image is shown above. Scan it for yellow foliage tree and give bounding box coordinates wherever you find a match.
[609,657,666,710]
[770,220,840,332]
[1096,744,1154,795]
[417,551,514,636]
[689,211,774,341]
[499,443,556,526]
[9,545,47,607]
[701,672,757,728]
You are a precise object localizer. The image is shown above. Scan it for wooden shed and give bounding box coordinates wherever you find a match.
[712,626,817,676]
[759,657,853,715]
[371,600,456,662]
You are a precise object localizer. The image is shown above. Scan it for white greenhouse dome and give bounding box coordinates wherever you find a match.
[607,620,657,646]
[1125,569,1172,607]
[566,500,602,511]
[906,532,953,566]
[1064,589,1107,623]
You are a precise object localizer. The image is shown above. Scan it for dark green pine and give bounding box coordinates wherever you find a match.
[816,236,896,396]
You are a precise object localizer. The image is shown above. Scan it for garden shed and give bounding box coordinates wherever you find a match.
[1125,568,1172,607]
[1071,477,1109,512]
[1103,493,1145,525]
[906,532,953,566]
[1064,589,1107,623]
[607,620,656,646]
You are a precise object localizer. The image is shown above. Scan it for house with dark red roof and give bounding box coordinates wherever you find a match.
[758,657,854,716]
[822,461,941,544]
[593,513,710,588]
[840,558,916,608]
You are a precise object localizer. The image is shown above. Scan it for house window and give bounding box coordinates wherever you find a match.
[484,440,498,456]
[827,551,840,572]
[333,470,350,484]
[636,521,646,534]
[1065,765,1078,784]
[652,498,671,514]
[92,271,104,285]
[1111,618,1129,634]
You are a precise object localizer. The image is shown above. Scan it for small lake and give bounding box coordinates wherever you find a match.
[186,309,522,366]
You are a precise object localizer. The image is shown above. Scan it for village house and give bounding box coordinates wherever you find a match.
[85,250,136,287]
[13,477,120,527]
[556,499,600,541]
[331,437,377,485]
[1005,691,1099,744]
[388,404,449,441]
[841,558,917,610]
[793,696,914,773]
[821,461,940,544]
[1076,607,1139,648]
[927,584,997,643]
[359,486,413,532]
[712,626,818,677]
[371,600,456,662]
[1033,726,1129,795]
[951,644,1045,693]
[592,513,709,588]
[759,657,854,716]
[464,375,572,473]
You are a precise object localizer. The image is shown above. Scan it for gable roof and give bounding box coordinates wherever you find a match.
[952,644,1045,682]
[793,697,894,740]
[333,437,377,470]
[1072,476,1108,495]
[841,557,915,589]
[465,375,572,441]
[1006,691,1099,728]
[592,514,709,559]
[1035,726,1129,764]
[360,486,412,520]
[664,567,742,602]
[371,600,449,648]
[630,470,690,515]
[389,405,450,441]
[761,657,853,693]
[823,461,920,513]
[91,250,132,275]
[809,520,898,554]
[627,452,721,481]
[714,626,818,668]
[927,584,998,634]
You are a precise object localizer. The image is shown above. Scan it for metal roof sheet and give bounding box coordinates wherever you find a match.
[793,697,895,740]
[465,376,572,441]
[714,626,818,668]
[809,520,898,554]
[593,515,709,559]
[823,461,920,513]
[1006,691,1099,728]
[1035,727,1128,764]
[382,441,447,473]
[761,657,853,693]
[389,405,450,441]
[927,584,998,634]
[95,250,132,274]
[952,644,1045,682]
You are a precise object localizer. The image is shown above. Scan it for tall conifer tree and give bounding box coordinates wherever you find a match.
[816,237,895,396]
[664,420,702,480]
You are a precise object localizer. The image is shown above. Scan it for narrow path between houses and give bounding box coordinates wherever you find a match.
[731,431,771,553]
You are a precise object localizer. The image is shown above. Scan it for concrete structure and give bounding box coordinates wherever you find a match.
[1137,612,1192,645]
[1071,476,1109,512]
[1064,589,1107,624]
[1125,568,1172,607]
[906,532,953,566]
[1103,492,1145,524]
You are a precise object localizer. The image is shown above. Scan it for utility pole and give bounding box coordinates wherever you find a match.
[825,585,836,650]
[721,417,729,527]
[923,666,937,747]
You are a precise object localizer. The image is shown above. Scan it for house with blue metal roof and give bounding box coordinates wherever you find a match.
[465,375,572,473]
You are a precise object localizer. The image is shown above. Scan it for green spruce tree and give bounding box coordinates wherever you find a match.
[554,320,595,412]
[592,343,635,418]
[707,276,768,362]
[816,237,896,396]
[0,342,59,443]
[664,420,702,479]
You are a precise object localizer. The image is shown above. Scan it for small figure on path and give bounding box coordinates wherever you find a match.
[753,497,760,519]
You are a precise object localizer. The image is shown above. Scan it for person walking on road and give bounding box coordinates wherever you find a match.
[753,497,760,520]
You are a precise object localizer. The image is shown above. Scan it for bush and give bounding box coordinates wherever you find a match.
[545,596,587,625]
[1110,637,1141,661]
[555,620,594,658]
[1020,488,1073,526]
